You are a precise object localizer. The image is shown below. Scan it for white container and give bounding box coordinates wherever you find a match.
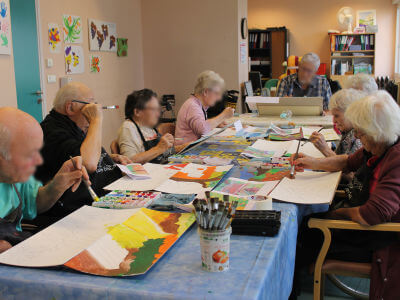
[198,226,231,272]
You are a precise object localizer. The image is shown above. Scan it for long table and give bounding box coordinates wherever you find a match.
[229,113,333,128]
[0,202,328,300]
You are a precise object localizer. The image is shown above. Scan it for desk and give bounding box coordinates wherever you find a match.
[230,113,333,128]
[0,202,327,300]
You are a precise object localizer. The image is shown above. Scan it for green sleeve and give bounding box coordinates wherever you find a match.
[19,176,41,220]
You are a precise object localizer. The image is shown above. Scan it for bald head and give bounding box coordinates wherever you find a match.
[0,107,43,183]
[53,82,93,112]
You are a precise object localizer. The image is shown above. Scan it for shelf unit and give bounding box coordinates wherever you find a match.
[329,33,375,80]
[248,27,288,82]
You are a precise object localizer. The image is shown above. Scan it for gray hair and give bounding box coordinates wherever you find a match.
[343,73,378,94]
[194,70,225,95]
[329,88,367,112]
[0,123,11,160]
[53,82,91,111]
[301,52,320,71]
[345,90,400,145]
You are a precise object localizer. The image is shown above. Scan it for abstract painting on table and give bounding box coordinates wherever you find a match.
[48,23,61,53]
[64,208,195,276]
[0,0,11,55]
[90,55,101,73]
[117,38,128,56]
[156,163,233,194]
[64,45,84,74]
[63,15,82,44]
[88,19,117,52]
[230,164,291,182]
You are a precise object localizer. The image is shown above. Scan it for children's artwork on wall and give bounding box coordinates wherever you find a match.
[117,38,128,56]
[90,55,101,73]
[88,19,117,52]
[63,15,82,44]
[0,0,11,55]
[48,23,61,53]
[64,45,84,74]
[356,10,376,28]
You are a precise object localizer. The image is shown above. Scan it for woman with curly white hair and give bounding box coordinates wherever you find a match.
[291,90,400,299]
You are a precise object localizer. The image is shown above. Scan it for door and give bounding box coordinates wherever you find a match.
[10,0,43,122]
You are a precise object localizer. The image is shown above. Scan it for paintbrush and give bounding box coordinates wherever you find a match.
[290,139,301,179]
[71,100,119,110]
[302,127,323,146]
[69,156,99,202]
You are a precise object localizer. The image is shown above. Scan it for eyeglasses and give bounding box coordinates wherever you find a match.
[71,99,96,105]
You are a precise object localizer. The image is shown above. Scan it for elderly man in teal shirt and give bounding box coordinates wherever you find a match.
[0,107,89,253]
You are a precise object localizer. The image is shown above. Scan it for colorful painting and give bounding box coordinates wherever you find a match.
[88,19,117,52]
[0,0,11,55]
[229,164,291,182]
[63,15,82,44]
[117,37,128,57]
[212,177,266,200]
[90,55,101,73]
[268,131,303,141]
[356,10,376,28]
[156,163,233,194]
[48,23,61,53]
[64,45,84,74]
[64,208,195,276]
[241,146,275,159]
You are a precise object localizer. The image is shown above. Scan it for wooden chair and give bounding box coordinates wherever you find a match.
[157,122,175,136]
[309,218,400,300]
[110,140,120,154]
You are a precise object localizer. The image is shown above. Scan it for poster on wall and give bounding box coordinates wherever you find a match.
[90,55,101,73]
[88,19,117,52]
[48,23,61,53]
[356,10,377,28]
[63,15,83,44]
[64,45,84,74]
[0,0,11,55]
[117,38,128,57]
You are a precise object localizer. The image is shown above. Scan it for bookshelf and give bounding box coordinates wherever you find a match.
[249,27,288,82]
[329,33,375,81]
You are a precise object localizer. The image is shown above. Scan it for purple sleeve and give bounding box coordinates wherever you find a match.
[346,148,364,172]
[186,103,211,136]
[359,155,400,225]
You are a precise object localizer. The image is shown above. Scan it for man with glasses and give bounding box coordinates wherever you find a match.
[277,52,332,111]
[34,82,131,228]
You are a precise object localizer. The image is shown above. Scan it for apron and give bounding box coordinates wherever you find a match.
[0,184,32,245]
[131,119,169,164]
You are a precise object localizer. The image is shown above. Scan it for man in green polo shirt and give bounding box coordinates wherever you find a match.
[0,107,89,253]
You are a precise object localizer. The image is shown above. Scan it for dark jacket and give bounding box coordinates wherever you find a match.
[347,142,400,299]
[35,110,121,226]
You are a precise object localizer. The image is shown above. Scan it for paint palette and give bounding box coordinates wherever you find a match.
[92,190,161,209]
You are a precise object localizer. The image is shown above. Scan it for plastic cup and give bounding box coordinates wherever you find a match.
[198,226,232,272]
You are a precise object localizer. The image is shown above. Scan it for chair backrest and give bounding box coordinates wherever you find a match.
[157,122,176,136]
[110,140,120,154]
[264,79,279,90]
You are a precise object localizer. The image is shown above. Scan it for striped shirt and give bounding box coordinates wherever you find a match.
[277,73,332,110]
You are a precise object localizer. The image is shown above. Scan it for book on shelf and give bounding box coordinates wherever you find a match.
[330,34,375,52]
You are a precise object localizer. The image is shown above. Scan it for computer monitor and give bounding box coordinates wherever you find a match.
[249,71,262,94]
[244,81,253,97]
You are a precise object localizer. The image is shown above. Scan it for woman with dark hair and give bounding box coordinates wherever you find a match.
[117,89,182,164]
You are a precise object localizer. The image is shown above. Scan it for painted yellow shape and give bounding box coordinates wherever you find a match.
[123,209,169,239]
[107,224,147,249]
[176,213,196,236]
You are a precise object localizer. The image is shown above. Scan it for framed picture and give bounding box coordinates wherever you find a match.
[356,10,376,28]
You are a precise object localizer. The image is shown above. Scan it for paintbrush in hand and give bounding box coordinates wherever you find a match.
[69,156,99,201]
[290,139,301,179]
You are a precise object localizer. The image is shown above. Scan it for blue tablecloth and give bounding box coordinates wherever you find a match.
[0,202,327,300]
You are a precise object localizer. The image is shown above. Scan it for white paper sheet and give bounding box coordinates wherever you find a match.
[104,163,175,191]
[320,128,340,141]
[246,96,279,111]
[255,180,280,197]
[301,126,323,139]
[269,171,341,204]
[286,140,327,158]
[0,206,138,267]
[250,140,293,157]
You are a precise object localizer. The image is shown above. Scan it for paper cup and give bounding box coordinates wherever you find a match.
[198,227,232,272]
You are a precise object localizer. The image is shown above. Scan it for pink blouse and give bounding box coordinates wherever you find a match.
[175,96,210,145]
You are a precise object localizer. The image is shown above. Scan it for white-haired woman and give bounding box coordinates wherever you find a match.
[291,91,400,299]
[175,70,234,145]
[343,73,378,94]
[277,52,332,110]
[310,89,365,157]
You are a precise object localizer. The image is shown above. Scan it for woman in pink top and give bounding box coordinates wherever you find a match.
[175,70,235,145]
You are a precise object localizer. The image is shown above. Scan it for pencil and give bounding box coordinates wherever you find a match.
[71,100,119,109]
[69,156,99,201]
[290,139,301,179]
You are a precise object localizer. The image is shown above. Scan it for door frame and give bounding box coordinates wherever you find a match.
[34,0,47,119]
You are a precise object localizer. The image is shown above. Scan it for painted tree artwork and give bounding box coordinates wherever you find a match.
[90,55,101,73]
[64,45,84,74]
[88,19,117,52]
[0,0,11,55]
[117,38,128,57]
[63,15,82,44]
[48,23,61,53]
